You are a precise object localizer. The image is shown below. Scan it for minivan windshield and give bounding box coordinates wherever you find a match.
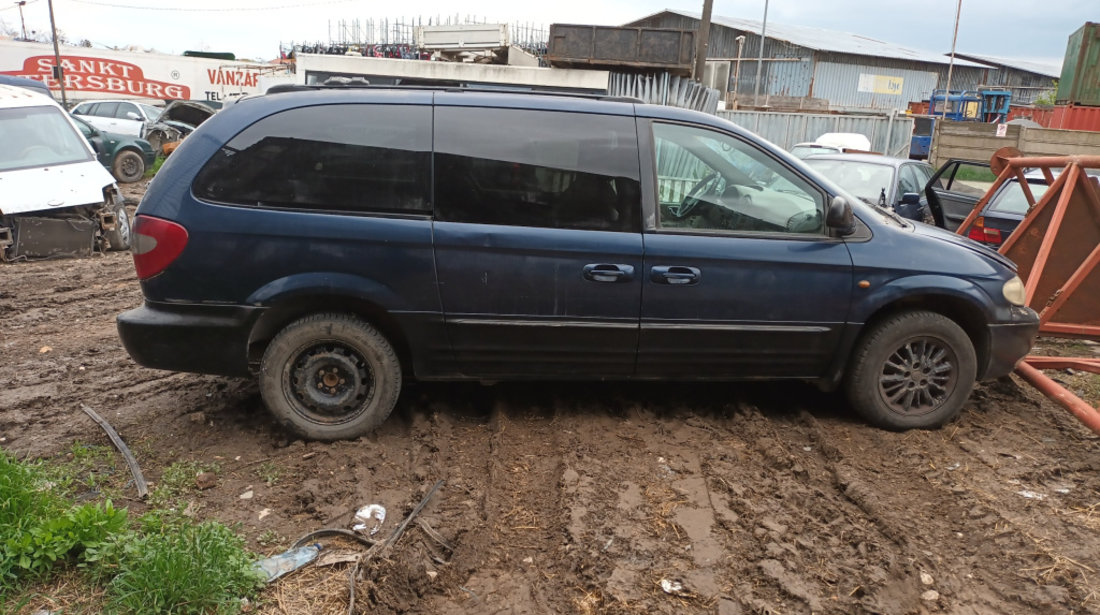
[0,105,92,171]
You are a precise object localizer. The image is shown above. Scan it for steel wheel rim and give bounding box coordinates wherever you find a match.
[285,341,375,425]
[121,156,140,179]
[877,336,958,417]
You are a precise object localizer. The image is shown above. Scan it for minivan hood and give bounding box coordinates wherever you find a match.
[910,220,1017,271]
[0,161,115,215]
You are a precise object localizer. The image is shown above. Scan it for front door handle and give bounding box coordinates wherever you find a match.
[651,265,701,285]
[583,263,635,283]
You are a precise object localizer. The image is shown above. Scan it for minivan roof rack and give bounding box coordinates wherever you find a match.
[264,82,643,104]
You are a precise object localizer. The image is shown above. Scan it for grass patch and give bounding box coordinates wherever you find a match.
[88,513,262,614]
[38,442,123,501]
[0,451,261,614]
[149,460,220,507]
[144,155,166,179]
[255,461,281,487]
[0,452,126,598]
[955,165,998,182]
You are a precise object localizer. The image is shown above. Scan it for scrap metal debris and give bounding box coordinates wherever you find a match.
[79,403,148,498]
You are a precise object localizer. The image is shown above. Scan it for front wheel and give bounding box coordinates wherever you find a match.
[845,311,976,430]
[259,313,402,441]
[104,203,131,251]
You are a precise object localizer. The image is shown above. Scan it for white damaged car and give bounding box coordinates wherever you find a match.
[0,84,130,261]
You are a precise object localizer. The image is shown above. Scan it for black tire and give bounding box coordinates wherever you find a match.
[259,313,401,441]
[112,150,145,183]
[104,203,131,251]
[845,311,976,430]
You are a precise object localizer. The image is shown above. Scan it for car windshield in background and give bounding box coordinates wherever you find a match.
[139,103,163,121]
[0,105,92,171]
[991,180,1050,215]
[789,144,840,159]
[803,158,893,205]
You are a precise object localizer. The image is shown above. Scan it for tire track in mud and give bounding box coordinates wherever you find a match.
[385,384,573,614]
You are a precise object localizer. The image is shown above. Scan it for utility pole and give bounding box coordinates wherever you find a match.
[942,0,962,119]
[47,0,66,107]
[693,0,714,83]
[16,1,27,40]
[753,0,769,106]
[733,35,745,108]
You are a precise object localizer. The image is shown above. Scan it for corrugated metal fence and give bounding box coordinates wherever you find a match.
[717,110,915,157]
[609,72,720,114]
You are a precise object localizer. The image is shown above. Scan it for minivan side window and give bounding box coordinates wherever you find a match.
[193,104,431,214]
[434,107,641,232]
[653,122,824,234]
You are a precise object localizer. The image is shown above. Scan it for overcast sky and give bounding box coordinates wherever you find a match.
[0,0,1092,66]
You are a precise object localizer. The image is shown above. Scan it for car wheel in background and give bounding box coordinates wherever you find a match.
[260,313,402,441]
[112,150,146,183]
[104,203,132,251]
[845,311,976,430]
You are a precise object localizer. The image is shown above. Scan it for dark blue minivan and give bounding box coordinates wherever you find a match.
[117,87,1039,440]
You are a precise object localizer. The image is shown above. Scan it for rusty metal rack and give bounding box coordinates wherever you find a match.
[956,148,1100,434]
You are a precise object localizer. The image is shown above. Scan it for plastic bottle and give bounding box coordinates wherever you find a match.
[251,543,322,583]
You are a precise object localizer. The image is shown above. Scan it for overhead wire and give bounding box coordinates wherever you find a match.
[0,0,41,13]
[64,0,354,11]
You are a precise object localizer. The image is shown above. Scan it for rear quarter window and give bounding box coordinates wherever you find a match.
[433,107,641,232]
[990,181,1049,215]
[192,104,431,215]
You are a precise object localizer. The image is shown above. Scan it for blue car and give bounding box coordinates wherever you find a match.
[116,86,1039,440]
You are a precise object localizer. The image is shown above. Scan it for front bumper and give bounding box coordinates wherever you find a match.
[980,306,1040,379]
[117,301,262,377]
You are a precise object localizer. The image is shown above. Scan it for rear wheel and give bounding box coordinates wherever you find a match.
[845,311,976,430]
[112,150,145,183]
[259,313,401,441]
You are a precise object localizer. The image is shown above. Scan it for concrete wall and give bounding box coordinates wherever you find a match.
[929,120,1100,167]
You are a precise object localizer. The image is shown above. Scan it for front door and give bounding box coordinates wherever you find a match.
[926,160,993,230]
[432,103,644,377]
[637,120,854,379]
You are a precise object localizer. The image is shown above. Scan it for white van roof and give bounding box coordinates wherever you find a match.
[0,83,60,109]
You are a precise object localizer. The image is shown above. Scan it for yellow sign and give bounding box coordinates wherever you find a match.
[857,73,904,95]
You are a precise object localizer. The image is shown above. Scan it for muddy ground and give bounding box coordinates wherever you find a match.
[2,183,1100,614]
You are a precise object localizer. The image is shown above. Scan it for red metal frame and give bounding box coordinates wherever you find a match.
[954,154,1100,434]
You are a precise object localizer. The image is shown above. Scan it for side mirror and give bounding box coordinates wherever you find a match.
[900,192,921,205]
[126,112,141,120]
[826,196,855,236]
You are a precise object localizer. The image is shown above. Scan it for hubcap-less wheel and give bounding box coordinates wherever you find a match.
[112,151,145,183]
[878,337,957,417]
[260,313,401,440]
[287,342,374,424]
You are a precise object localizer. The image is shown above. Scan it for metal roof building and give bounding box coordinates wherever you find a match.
[626,10,1059,111]
[948,53,1061,104]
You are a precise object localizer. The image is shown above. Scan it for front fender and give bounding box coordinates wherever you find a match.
[246,271,409,311]
[850,274,997,324]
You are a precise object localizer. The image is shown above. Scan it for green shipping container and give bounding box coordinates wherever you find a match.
[1058,22,1100,107]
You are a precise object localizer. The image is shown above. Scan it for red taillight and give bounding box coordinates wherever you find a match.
[131,215,188,280]
[966,217,1002,245]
